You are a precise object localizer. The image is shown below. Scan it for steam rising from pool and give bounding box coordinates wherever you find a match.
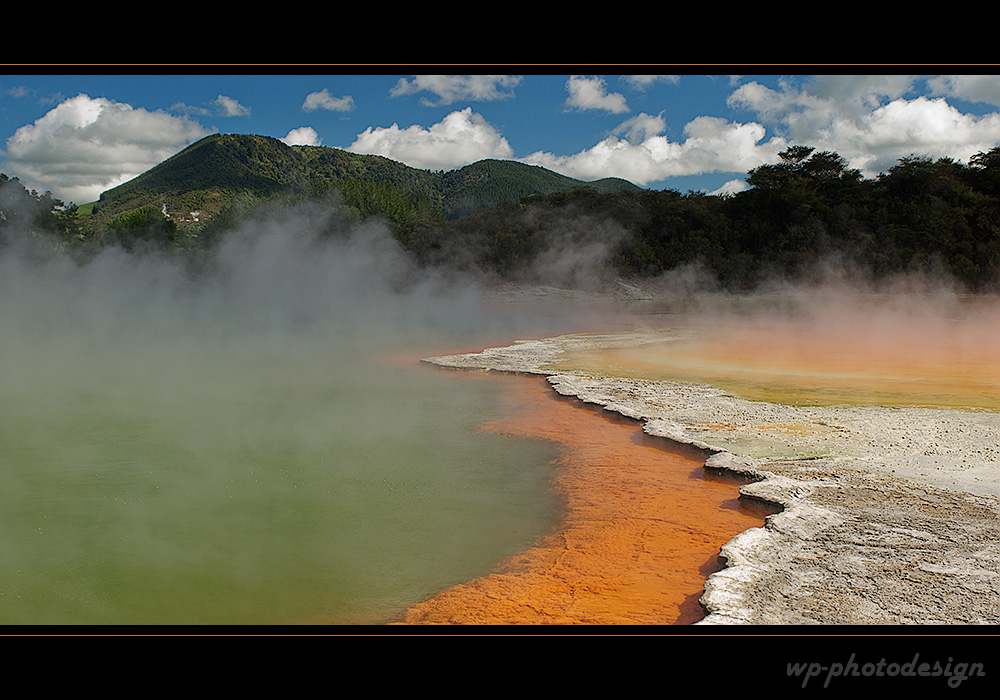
[6,197,999,624]
[0,207,587,625]
[563,270,1000,410]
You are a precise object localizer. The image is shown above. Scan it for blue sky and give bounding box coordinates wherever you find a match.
[2,71,999,205]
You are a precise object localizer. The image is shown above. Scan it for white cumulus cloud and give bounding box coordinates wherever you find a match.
[280,127,322,146]
[171,94,251,118]
[522,113,787,185]
[2,93,211,204]
[345,108,514,171]
[621,75,680,90]
[565,75,629,114]
[611,112,668,142]
[214,94,250,117]
[390,75,522,105]
[710,179,749,197]
[728,76,1000,177]
[302,89,355,113]
[927,74,1000,107]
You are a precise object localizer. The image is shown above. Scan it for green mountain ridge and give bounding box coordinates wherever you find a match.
[93,133,641,225]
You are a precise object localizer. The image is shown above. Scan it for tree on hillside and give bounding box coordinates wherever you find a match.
[0,174,78,245]
[969,146,1000,196]
[105,204,179,251]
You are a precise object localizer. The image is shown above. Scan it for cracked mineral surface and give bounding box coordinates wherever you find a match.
[416,326,1000,625]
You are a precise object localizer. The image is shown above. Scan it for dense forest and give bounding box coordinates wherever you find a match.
[395,145,1000,292]
[3,143,1000,293]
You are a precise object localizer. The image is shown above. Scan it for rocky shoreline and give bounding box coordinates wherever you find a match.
[422,327,1000,625]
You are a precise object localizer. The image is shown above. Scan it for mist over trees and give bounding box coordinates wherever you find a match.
[3,144,1000,293]
[395,144,1000,292]
[0,174,81,243]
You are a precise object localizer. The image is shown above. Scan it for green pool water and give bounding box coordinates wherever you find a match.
[0,321,564,626]
[0,226,570,626]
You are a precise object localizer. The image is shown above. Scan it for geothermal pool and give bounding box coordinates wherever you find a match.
[1,318,769,626]
[552,303,1000,411]
[0,326,574,625]
[400,374,769,625]
[0,225,594,626]
[403,292,1000,624]
[9,220,991,627]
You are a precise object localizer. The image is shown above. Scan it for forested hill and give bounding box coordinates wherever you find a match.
[92,133,640,226]
[4,142,1000,293]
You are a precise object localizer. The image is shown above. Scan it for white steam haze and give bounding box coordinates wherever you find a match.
[0,200,533,360]
[0,204,591,625]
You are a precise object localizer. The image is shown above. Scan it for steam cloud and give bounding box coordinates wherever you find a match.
[0,203,578,624]
[3,191,999,624]
[2,187,997,355]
